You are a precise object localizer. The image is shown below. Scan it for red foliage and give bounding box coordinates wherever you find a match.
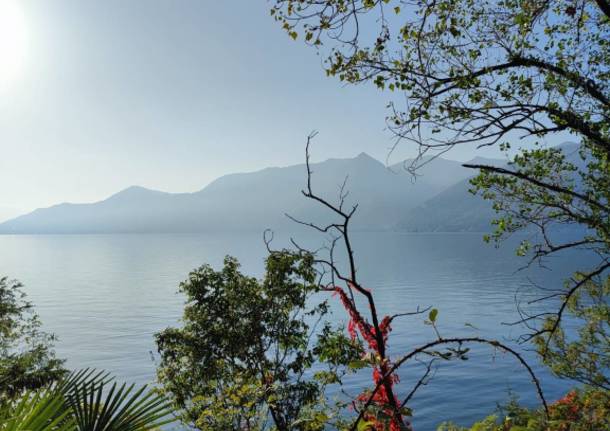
[334,286,411,431]
[550,390,580,421]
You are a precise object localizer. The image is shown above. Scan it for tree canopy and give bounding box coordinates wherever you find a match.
[271,0,609,158]
[155,251,359,430]
[0,277,66,400]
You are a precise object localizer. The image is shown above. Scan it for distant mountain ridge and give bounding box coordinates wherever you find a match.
[0,152,477,234]
[0,146,578,234]
[396,142,582,232]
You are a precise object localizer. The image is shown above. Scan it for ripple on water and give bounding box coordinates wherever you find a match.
[0,232,584,430]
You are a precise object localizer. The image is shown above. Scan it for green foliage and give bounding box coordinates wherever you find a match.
[470,143,610,389]
[0,389,74,431]
[270,1,609,157]
[155,251,351,430]
[534,274,610,389]
[314,323,364,370]
[0,277,66,400]
[437,388,610,431]
[67,380,175,431]
[0,369,174,431]
[470,143,609,250]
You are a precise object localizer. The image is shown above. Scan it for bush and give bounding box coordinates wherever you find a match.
[0,277,66,399]
[437,388,610,431]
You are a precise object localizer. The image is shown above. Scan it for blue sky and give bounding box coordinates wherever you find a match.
[0,0,516,221]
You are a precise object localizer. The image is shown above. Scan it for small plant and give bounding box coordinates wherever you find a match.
[437,388,610,431]
[0,369,175,431]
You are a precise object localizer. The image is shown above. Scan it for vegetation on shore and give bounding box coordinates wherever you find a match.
[1,0,609,429]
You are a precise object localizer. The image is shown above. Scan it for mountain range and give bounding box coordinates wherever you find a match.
[0,145,577,234]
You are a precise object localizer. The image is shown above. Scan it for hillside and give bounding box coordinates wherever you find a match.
[0,153,471,234]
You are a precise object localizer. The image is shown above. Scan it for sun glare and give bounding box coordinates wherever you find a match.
[0,0,27,91]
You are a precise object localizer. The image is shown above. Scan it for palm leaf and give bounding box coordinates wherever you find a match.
[0,389,74,431]
[55,369,113,397]
[67,379,175,431]
[0,369,175,431]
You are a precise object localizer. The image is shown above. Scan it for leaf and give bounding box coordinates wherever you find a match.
[429,308,438,323]
[67,378,175,430]
[357,419,376,431]
[0,389,74,431]
[348,360,369,370]
[400,406,413,416]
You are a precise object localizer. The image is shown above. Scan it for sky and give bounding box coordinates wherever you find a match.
[0,0,531,222]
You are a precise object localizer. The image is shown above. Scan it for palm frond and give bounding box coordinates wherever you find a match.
[67,380,175,431]
[0,389,74,431]
[55,369,113,397]
[0,369,175,431]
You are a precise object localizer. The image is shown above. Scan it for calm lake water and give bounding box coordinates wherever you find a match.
[0,232,586,430]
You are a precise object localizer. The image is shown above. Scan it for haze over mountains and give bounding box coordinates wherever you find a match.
[0,145,577,234]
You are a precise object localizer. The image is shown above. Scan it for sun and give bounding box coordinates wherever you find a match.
[0,0,27,90]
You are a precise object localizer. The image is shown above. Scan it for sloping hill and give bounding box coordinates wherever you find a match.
[397,144,581,232]
[0,153,470,234]
[396,177,496,232]
[3,144,583,234]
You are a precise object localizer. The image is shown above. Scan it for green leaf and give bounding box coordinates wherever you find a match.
[357,419,376,431]
[429,308,438,323]
[348,360,369,370]
[400,406,413,416]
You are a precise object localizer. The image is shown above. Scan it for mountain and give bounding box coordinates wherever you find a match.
[397,143,582,232]
[396,156,505,232]
[396,177,495,232]
[1,144,581,234]
[389,155,478,189]
[0,153,473,234]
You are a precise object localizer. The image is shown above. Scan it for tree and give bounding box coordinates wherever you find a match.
[270,0,608,158]
[155,251,357,430]
[269,0,609,391]
[0,277,66,399]
[468,142,610,389]
[283,135,549,431]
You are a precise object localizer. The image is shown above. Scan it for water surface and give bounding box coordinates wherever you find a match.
[0,232,583,430]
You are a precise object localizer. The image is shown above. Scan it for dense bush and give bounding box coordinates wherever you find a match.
[0,277,66,399]
[438,388,610,431]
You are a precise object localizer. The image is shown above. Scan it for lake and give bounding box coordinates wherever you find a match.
[0,231,584,430]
